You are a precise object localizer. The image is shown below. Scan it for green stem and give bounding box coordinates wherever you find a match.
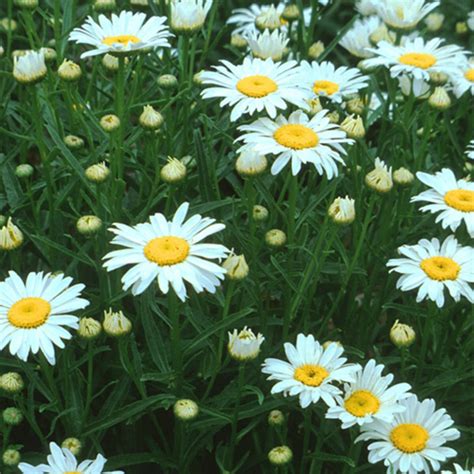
[169,290,182,396]
[228,363,245,471]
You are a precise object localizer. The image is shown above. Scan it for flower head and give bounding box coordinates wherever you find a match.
[13,50,47,84]
[228,326,264,361]
[170,0,212,34]
[0,218,24,251]
[375,0,439,30]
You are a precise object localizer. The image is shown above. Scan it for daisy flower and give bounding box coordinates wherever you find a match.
[366,37,466,81]
[200,57,308,122]
[339,16,382,59]
[13,50,47,84]
[170,0,212,34]
[228,326,265,361]
[356,0,382,16]
[18,442,123,474]
[375,0,439,30]
[387,235,474,308]
[246,29,289,62]
[69,10,172,58]
[299,60,369,103]
[103,202,229,301]
[326,359,412,429]
[237,110,353,177]
[227,3,312,36]
[449,62,474,98]
[411,168,474,237]
[0,271,89,365]
[465,140,474,160]
[261,334,360,409]
[357,395,460,473]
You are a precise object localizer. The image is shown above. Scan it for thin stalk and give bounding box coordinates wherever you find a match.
[169,290,183,396]
[228,363,246,471]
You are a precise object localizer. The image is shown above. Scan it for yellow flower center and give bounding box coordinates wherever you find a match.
[313,80,340,96]
[274,124,319,150]
[8,297,51,329]
[390,423,429,454]
[344,390,381,417]
[399,52,437,70]
[102,34,140,46]
[444,189,474,212]
[64,472,81,474]
[464,69,474,82]
[294,364,329,387]
[420,256,460,281]
[144,236,190,266]
[236,75,278,98]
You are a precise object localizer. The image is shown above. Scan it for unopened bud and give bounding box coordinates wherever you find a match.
[428,87,451,110]
[173,399,199,421]
[15,163,34,178]
[223,254,249,280]
[100,114,120,132]
[390,320,415,348]
[268,446,293,466]
[62,438,82,456]
[265,229,287,248]
[393,167,414,186]
[161,157,187,184]
[252,205,269,222]
[58,59,82,82]
[139,105,164,130]
[76,215,102,236]
[78,317,102,339]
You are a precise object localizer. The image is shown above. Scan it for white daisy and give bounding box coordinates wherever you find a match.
[237,109,353,177]
[18,442,123,474]
[411,168,474,237]
[326,359,412,429]
[246,29,289,62]
[339,16,382,59]
[375,0,440,30]
[357,395,460,474]
[299,60,369,103]
[387,235,474,308]
[465,140,474,160]
[442,464,474,474]
[103,202,230,301]
[13,50,47,84]
[355,0,382,16]
[69,10,172,58]
[170,0,212,34]
[0,271,89,365]
[227,4,312,36]
[449,62,474,98]
[261,334,360,409]
[366,37,466,81]
[200,56,308,122]
[228,326,265,361]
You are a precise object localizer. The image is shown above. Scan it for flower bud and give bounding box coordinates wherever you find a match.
[223,254,249,281]
[102,53,121,72]
[228,327,264,361]
[94,0,116,11]
[157,74,179,89]
[265,229,287,248]
[282,4,300,21]
[78,317,102,340]
[76,215,102,236]
[424,12,444,32]
[173,399,199,421]
[58,59,82,82]
[103,309,132,337]
[308,41,325,60]
[139,105,164,130]
[13,51,47,84]
[370,24,395,45]
[268,446,293,466]
[328,196,355,225]
[161,157,187,184]
[268,410,285,427]
[14,0,38,9]
[393,167,414,186]
[322,340,343,350]
[64,134,84,150]
[0,218,24,251]
[0,18,18,33]
[2,449,20,466]
[193,70,204,85]
[365,158,393,193]
[428,71,448,85]
[252,205,269,222]
[62,438,82,456]
[0,215,6,227]
[170,0,209,35]
[455,21,468,34]
[307,97,323,116]
[428,87,451,110]
[15,163,34,178]
[2,407,23,426]
[41,47,57,63]
[340,115,365,139]
[390,320,415,348]
[85,162,110,183]
[0,372,24,394]
[235,149,267,177]
[256,6,281,31]
[346,96,365,115]
[327,111,340,124]
[230,34,248,49]
[100,114,121,132]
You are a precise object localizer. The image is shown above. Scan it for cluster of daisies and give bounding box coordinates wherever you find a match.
[262,334,464,473]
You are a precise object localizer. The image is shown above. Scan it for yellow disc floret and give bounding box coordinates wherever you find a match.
[399,52,437,70]
[144,236,190,266]
[8,297,51,329]
[390,423,429,453]
[274,124,319,150]
[102,34,140,46]
[344,390,381,417]
[236,75,278,98]
[313,80,340,96]
[464,69,474,82]
[444,189,474,212]
[420,256,461,281]
[294,364,329,387]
